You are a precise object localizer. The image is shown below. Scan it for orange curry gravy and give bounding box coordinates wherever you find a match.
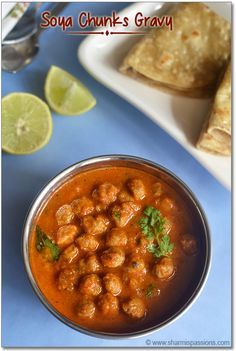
[29,166,204,333]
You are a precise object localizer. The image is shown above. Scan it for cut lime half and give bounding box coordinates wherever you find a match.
[45,65,96,116]
[2,93,52,155]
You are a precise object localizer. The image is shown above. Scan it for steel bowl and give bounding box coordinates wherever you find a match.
[22,155,211,338]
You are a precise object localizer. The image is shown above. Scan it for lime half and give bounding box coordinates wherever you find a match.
[45,66,96,116]
[2,93,52,155]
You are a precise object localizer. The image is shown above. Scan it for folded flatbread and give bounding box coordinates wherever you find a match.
[197,63,231,155]
[120,3,231,98]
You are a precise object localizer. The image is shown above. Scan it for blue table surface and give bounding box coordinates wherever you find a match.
[2,2,231,348]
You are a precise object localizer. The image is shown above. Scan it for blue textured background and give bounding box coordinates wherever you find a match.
[2,2,231,347]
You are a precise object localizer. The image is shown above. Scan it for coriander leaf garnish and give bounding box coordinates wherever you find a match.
[159,234,174,256]
[36,225,46,252]
[139,206,174,258]
[146,283,156,298]
[36,225,60,261]
[113,211,121,221]
[139,206,165,240]
[44,237,60,261]
[147,235,174,258]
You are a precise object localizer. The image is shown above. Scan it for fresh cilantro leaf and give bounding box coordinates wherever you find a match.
[159,234,174,256]
[44,238,60,261]
[36,225,46,251]
[147,236,174,258]
[139,206,174,258]
[139,215,154,240]
[147,243,162,258]
[113,211,121,221]
[36,225,60,261]
[146,283,156,297]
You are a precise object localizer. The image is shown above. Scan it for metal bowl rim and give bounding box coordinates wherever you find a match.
[22,154,211,339]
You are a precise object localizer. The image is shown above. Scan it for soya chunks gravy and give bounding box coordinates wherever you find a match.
[29,166,200,332]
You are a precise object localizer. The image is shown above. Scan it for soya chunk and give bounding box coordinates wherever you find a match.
[71,197,94,217]
[56,225,78,247]
[118,190,134,203]
[160,196,176,212]
[126,255,146,275]
[153,182,163,198]
[58,266,79,291]
[97,293,119,315]
[135,236,149,254]
[106,228,128,247]
[79,274,102,296]
[154,257,175,280]
[56,204,74,225]
[112,202,141,227]
[103,273,122,296]
[122,297,146,319]
[92,182,119,205]
[76,234,99,252]
[86,255,101,273]
[128,179,146,200]
[101,247,125,268]
[77,298,96,318]
[60,244,79,264]
[78,254,101,275]
[95,203,107,213]
[180,234,198,255]
[82,214,110,235]
[127,276,144,293]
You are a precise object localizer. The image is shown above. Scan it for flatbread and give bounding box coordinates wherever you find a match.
[120,3,231,98]
[197,62,231,155]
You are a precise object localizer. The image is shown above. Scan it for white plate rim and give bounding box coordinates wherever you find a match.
[78,2,231,190]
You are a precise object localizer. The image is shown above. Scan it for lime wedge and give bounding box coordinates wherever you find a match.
[2,93,52,155]
[45,66,96,116]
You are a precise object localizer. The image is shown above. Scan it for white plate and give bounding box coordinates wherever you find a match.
[78,2,231,189]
